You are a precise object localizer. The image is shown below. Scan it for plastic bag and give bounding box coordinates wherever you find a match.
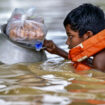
[6,8,47,51]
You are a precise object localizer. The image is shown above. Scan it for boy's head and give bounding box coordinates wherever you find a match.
[64,3,105,49]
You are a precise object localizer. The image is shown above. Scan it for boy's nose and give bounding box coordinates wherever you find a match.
[66,41,68,45]
[66,39,70,45]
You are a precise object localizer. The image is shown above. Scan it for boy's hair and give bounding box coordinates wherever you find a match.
[64,3,105,37]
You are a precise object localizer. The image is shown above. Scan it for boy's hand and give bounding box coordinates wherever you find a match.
[43,39,58,54]
[43,39,68,59]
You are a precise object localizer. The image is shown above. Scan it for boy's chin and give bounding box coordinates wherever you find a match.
[68,46,73,49]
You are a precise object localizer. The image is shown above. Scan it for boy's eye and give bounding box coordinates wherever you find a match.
[69,35,73,39]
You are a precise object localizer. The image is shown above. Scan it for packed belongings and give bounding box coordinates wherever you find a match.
[6,8,47,51]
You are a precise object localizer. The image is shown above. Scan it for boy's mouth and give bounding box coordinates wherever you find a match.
[68,46,71,49]
[68,45,74,49]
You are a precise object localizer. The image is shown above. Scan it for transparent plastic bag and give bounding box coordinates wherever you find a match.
[6,8,47,51]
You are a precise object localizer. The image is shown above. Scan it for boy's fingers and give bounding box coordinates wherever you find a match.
[44,39,48,44]
[43,39,48,46]
[46,48,52,52]
[44,39,51,46]
[41,47,47,50]
[42,46,52,52]
[44,39,53,44]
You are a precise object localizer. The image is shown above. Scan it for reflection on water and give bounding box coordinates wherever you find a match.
[1,0,105,105]
[0,61,105,105]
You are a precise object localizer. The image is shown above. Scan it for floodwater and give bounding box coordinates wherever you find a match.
[0,0,105,105]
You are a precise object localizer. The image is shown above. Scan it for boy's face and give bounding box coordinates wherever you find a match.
[65,24,84,49]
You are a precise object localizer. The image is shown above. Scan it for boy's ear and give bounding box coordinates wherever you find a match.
[83,31,93,40]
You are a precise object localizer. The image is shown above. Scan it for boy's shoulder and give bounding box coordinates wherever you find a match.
[93,49,105,72]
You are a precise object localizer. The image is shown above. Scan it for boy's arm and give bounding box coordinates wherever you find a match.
[43,39,68,59]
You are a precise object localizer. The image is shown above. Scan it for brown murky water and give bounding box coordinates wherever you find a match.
[0,0,105,105]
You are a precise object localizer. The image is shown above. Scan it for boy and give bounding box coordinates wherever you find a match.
[44,3,105,72]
